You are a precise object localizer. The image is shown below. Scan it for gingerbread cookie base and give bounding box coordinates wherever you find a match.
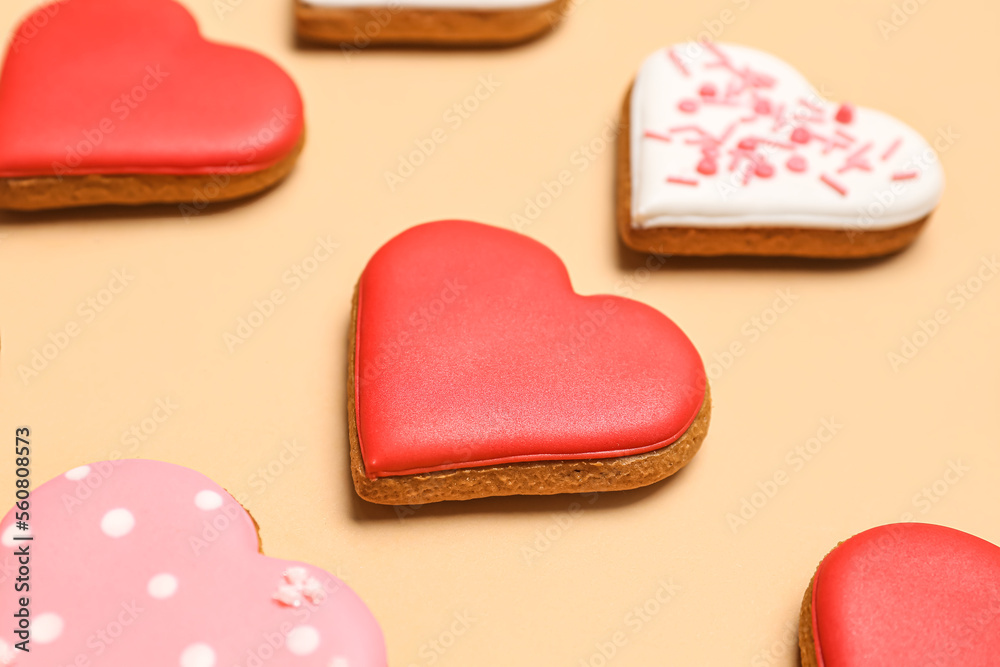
[0,136,304,211]
[347,287,711,505]
[617,87,929,259]
[296,0,568,47]
[798,572,821,667]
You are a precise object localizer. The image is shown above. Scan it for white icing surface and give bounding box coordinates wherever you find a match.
[630,43,944,231]
[194,490,223,511]
[287,626,321,656]
[148,573,179,599]
[64,465,91,481]
[180,643,216,667]
[100,508,135,538]
[301,0,552,9]
[32,613,64,644]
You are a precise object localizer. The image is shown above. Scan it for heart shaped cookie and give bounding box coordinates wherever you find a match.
[0,460,385,666]
[619,42,945,258]
[349,220,710,504]
[0,0,304,210]
[800,523,1000,666]
[296,0,569,47]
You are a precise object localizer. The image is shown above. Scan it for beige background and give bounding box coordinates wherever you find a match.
[1,0,998,664]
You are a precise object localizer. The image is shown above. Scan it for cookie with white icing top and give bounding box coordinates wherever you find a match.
[0,460,385,666]
[295,0,570,47]
[618,42,945,258]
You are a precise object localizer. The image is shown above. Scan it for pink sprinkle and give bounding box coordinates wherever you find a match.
[835,103,855,124]
[799,97,822,112]
[892,171,919,181]
[755,162,775,178]
[697,159,718,176]
[678,100,699,113]
[787,155,808,173]
[667,177,699,186]
[791,127,811,144]
[668,125,706,135]
[820,174,849,197]
[738,138,757,150]
[668,49,691,76]
[699,83,717,98]
[882,138,902,161]
[643,131,672,143]
[834,129,856,143]
[755,99,773,115]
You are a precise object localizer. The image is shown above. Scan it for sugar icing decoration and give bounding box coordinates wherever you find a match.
[0,0,304,178]
[274,567,328,607]
[631,42,944,230]
[355,220,706,478]
[0,460,386,666]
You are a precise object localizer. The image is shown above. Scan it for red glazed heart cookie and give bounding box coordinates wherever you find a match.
[619,42,945,258]
[349,220,710,504]
[0,460,385,666]
[0,0,305,210]
[800,523,1000,666]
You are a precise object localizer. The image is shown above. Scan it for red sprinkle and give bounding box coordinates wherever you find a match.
[678,100,699,113]
[667,176,699,186]
[738,138,757,150]
[835,103,855,124]
[699,83,717,98]
[755,162,775,178]
[755,99,772,115]
[697,158,718,176]
[892,171,919,181]
[787,155,808,173]
[820,174,848,197]
[791,127,810,144]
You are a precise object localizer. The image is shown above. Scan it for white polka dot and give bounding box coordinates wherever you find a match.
[101,508,135,538]
[194,490,223,511]
[330,658,349,667]
[64,465,91,481]
[2,522,32,548]
[286,626,320,656]
[180,643,215,667]
[32,613,64,644]
[147,573,178,599]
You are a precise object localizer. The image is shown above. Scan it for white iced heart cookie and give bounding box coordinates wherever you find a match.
[295,0,569,47]
[618,42,945,258]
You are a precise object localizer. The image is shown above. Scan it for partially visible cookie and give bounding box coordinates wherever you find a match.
[619,42,945,258]
[0,0,305,210]
[799,523,1000,667]
[350,220,710,505]
[0,460,386,665]
[295,0,569,47]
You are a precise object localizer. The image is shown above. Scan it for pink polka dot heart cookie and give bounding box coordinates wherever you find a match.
[619,42,945,258]
[800,523,1000,666]
[0,460,385,666]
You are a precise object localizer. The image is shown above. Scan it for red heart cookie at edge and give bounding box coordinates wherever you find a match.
[800,523,1000,667]
[619,42,945,258]
[0,0,304,210]
[349,220,710,504]
[0,460,385,666]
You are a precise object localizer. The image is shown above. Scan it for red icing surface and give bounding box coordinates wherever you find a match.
[812,523,1000,667]
[0,0,303,177]
[354,221,707,478]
